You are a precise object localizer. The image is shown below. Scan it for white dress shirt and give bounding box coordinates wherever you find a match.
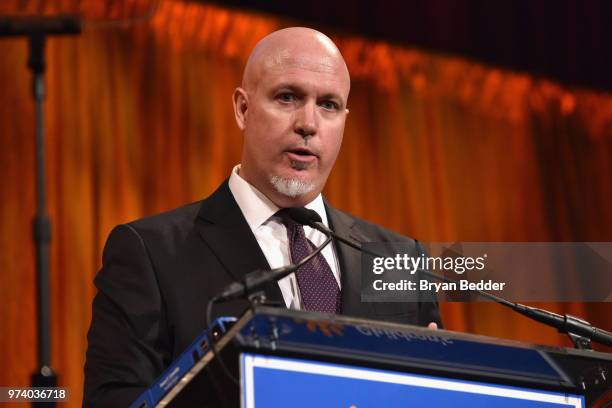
[228,165,341,309]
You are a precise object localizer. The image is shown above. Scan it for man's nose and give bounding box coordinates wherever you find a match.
[294,102,318,138]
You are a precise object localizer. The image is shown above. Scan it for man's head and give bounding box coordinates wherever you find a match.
[232,27,350,208]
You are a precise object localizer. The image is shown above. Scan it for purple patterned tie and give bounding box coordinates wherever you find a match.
[277,210,341,314]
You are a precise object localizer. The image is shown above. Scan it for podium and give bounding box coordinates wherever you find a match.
[131,306,611,407]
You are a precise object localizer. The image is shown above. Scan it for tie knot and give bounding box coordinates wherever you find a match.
[275,208,301,232]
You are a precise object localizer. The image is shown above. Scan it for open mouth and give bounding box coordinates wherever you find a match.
[285,147,317,170]
[286,147,317,158]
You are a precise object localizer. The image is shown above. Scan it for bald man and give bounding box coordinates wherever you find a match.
[234,27,349,209]
[84,28,441,407]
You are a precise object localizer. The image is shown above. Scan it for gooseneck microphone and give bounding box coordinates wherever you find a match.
[281,207,321,225]
[206,208,334,385]
[214,209,332,302]
[291,208,612,347]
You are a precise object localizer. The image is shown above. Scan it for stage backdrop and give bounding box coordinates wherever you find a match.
[0,0,611,406]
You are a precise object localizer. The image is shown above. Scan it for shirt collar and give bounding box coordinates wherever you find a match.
[228,164,329,232]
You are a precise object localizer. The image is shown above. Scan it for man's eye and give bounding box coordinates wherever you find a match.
[320,100,339,111]
[277,93,295,102]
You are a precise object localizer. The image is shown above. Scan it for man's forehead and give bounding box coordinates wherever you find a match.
[242,27,351,96]
[263,50,342,74]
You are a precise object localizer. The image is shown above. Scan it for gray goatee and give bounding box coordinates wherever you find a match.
[270,175,315,197]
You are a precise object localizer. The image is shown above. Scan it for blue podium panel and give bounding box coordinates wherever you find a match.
[236,313,567,386]
[241,353,584,408]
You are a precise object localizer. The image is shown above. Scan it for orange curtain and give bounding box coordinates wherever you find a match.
[0,1,611,406]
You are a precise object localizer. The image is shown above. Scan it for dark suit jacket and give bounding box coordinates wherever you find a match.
[84,181,441,407]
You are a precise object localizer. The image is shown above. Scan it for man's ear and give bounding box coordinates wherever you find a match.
[232,87,249,130]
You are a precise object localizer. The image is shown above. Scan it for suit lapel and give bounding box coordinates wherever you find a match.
[325,203,376,318]
[195,180,284,305]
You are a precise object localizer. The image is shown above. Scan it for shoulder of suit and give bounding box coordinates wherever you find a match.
[125,200,204,235]
[327,205,417,244]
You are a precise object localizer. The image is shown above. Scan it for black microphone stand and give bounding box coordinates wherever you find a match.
[28,31,58,400]
[1,15,81,406]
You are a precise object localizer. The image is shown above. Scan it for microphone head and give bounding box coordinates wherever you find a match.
[283,207,322,225]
